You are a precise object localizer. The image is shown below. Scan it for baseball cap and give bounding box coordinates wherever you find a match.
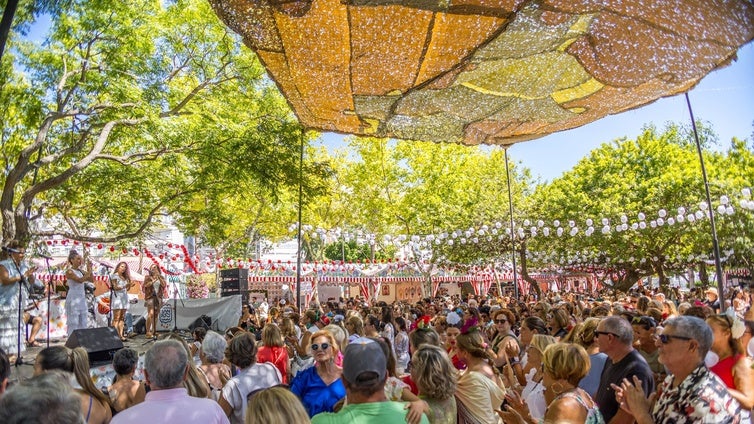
[342,337,386,385]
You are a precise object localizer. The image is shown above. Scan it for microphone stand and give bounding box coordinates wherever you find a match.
[10,258,31,367]
[43,256,53,349]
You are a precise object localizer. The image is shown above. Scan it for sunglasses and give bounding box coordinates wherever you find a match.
[657,334,692,344]
[631,316,657,328]
[311,343,330,351]
[594,330,619,338]
[495,319,507,324]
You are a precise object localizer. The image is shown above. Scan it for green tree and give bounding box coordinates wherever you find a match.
[1,0,321,248]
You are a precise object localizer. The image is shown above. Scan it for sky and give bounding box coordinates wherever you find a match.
[319,42,754,183]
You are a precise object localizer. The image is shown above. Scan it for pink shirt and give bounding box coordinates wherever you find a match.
[110,387,229,424]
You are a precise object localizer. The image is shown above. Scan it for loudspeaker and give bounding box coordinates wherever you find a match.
[133,316,146,334]
[65,327,123,364]
[220,268,249,304]
[188,315,212,332]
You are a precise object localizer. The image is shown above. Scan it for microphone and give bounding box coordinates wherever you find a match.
[37,253,54,260]
[100,262,114,269]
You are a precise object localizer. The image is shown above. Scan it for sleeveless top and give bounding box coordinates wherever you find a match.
[552,390,605,424]
[66,269,87,309]
[709,353,743,389]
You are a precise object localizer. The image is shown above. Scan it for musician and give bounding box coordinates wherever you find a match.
[65,250,93,336]
[23,301,43,347]
[0,240,38,364]
[143,264,166,338]
[110,262,134,341]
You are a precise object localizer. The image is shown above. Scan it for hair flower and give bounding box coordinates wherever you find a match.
[446,311,462,327]
[460,316,479,335]
[725,307,746,339]
[417,315,432,330]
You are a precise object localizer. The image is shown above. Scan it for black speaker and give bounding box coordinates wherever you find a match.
[220,268,249,304]
[188,315,212,332]
[65,327,124,364]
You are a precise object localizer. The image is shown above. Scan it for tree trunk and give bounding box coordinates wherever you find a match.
[654,262,669,292]
[698,262,709,288]
[518,242,542,299]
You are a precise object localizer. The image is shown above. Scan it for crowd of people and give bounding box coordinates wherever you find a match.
[0,282,753,423]
[1,240,754,423]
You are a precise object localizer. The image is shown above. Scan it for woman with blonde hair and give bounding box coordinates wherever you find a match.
[344,314,364,343]
[548,307,570,340]
[289,330,345,417]
[245,386,311,424]
[507,334,557,423]
[575,317,607,398]
[499,343,603,424]
[324,323,346,366]
[34,345,112,424]
[411,344,458,424]
[257,324,289,384]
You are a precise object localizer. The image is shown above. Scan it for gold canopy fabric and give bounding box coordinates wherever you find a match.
[209,0,754,146]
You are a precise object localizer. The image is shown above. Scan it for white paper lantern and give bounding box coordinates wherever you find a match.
[491,228,498,235]
[481,225,489,231]
[650,221,657,228]
[668,217,675,225]
[602,226,610,234]
[472,237,479,244]
[620,214,628,223]
[543,228,550,236]
[601,217,609,226]
[495,222,502,229]
[699,201,709,210]
[553,220,560,227]
[657,218,664,226]
[615,225,622,232]
[717,204,726,214]
[676,215,684,223]
[586,218,593,226]
[742,188,751,198]
[631,223,639,230]
[477,229,485,236]
[687,214,695,223]
[695,210,704,219]
[639,222,646,229]
[637,212,645,221]
[569,227,578,236]
[557,228,564,236]
[537,220,545,227]
[677,207,686,215]
[447,239,454,246]
[720,195,729,205]
[658,209,667,218]
[726,206,734,215]
[460,238,466,244]
[523,219,531,226]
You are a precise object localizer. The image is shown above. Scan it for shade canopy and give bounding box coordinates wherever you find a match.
[210,0,754,146]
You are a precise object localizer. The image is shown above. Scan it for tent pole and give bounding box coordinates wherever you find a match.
[296,129,304,311]
[685,93,724,302]
[504,148,519,300]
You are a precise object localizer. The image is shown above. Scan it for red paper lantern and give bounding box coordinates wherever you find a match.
[97,243,103,249]
[46,240,52,245]
[73,240,79,245]
[109,246,115,252]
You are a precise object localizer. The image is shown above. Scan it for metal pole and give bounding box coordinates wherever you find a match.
[296,129,304,311]
[685,93,725,301]
[504,148,519,299]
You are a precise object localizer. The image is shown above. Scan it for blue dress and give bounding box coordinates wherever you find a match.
[290,365,346,417]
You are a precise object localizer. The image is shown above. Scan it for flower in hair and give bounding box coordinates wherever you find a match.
[416,315,432,330]
[446,311,462,326]
[460,316,479,335]
[725,307,746,339]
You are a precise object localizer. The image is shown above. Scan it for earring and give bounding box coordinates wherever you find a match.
[551,381,566,395]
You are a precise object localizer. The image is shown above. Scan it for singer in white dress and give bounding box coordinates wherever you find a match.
[0,240,38,362]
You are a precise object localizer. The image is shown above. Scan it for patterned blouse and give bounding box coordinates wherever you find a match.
[651,364,750,424]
